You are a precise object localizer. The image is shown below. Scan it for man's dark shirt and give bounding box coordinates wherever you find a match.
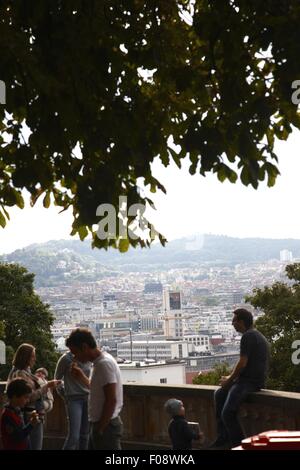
[238,328,270,388]
[168,415,199,450]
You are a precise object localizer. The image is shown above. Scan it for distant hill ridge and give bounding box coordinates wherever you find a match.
[1,234,299,286]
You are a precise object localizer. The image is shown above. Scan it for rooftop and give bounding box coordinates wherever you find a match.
[119,360,184,369]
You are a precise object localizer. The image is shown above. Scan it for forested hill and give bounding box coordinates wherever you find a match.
[1,234,299,286]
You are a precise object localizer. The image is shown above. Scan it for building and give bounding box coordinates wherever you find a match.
[144,282,163,294]
[186,352,239,373]
[119,361,186,385]
[95,318,139,335]
[103,294,118,311]
[210,334,224,346]
[163,289,183,338]
[232,290,245,305]
[138,315,163,332]
[117,340,191,361]
[280,250,293,262]
[183,334,210,352]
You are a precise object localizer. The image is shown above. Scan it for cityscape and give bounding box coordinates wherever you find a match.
[27,241,294,387]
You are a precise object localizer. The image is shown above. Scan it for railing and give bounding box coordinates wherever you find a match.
[1,382,300,449]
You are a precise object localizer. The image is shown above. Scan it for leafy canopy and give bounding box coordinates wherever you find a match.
[0,262,58,379]
[246,263,300,392]
[1,1,300,249]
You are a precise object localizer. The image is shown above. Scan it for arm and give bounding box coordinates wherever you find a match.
[54,355,68,397]
[2,414,33,443]
[54,355,68,381]
[220,356,248,388]
[97,383,117,433]
[182,421,200,441]
[70,363,90,388]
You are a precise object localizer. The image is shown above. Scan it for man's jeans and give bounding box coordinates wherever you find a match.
[63,397,89,450]
[29,420,43,450]
[89,416,123,450]
[214,381,259,447]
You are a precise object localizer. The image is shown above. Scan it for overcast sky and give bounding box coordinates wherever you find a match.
[1,130,300,255]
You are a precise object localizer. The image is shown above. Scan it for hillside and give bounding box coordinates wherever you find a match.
[1,234,299,286]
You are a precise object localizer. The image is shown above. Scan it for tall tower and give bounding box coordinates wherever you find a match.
[163,289,183,338]
[280,249,293,262]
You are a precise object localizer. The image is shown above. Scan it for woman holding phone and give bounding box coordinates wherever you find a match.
[7,343,61,450]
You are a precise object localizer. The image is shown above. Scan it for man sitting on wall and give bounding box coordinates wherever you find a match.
[211,308,270,449]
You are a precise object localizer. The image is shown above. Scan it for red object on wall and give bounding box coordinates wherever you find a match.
[232,431,300,450]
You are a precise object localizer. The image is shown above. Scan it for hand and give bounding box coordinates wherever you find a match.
[47,379,62,389]
[219,375,232,388]
[70,362,85,380]
[29,410,40,426]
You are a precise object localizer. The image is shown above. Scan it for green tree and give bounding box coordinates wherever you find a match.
[246,263,300,392]
[0,320,4,339]
[193,362,231,386]
[1,1,300,249]
[0,263,58,380]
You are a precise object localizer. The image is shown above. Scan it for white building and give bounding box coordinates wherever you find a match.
[119,361,186,385]
[280,249,293,262]
[139,315,162,332]
[103,294,118,311]
[183,334,210,352]
[51,325,74,344]
[53,302,104,323]
[117,340,191,361]
[55,336,68,352]
[163,289,183,338]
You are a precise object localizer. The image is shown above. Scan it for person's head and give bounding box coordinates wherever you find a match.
[6,378,32,408]
[12,344,36,370]
[65,328,97,362]
[232,308,253,333]
[35,368,48,380]
[164,398,185,417]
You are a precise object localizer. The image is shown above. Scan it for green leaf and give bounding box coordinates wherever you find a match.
[118,238,130,253]
[240,166,250,186]
[1,207,10,221]
[78,225,88,241]
[0,210,6,228]
[43,192,51,209]
[266,128,275,148]
[168,147,181,169]
[14,191,24,209]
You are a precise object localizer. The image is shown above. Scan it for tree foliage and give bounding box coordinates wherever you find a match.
[0,263,58,380]
[192,362,231,386]
[246,263,300,392]
[1,1,300,249]
[0,320,4,339]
